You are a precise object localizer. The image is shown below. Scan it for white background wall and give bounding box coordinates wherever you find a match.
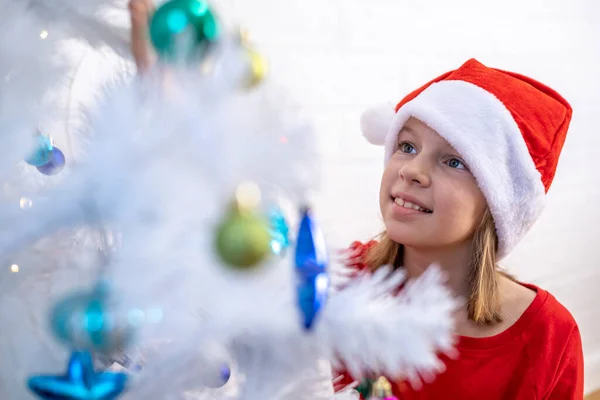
[65,0,600,395]
[214,0,600,394]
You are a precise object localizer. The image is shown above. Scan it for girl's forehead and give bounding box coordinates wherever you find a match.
[399,119,460,153]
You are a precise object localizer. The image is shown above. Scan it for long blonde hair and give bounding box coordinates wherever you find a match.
[365,209,504,325]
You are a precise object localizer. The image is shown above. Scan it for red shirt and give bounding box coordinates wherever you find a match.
[334,242,584,400]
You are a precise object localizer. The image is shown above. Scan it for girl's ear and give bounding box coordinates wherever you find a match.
[360,103,396,146]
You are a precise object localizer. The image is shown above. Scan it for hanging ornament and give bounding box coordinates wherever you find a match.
[267,207,290,256]
[36,147,66,176]
[149,0,220,63]
[294,207,329,330]
[50,281,137,354]
[355,378,374,399]
[28,351,128,400]
[214,182,271,268]
[220,364,231,385]
[235,28,268,90]
[202,364,231,388]
[242,47,268,89]
[25,134,54,166]
[367,376,398,400]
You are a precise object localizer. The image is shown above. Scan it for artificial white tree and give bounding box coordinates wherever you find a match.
[0,0,458,399]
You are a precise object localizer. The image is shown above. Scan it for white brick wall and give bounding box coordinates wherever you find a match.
[214,0,600,394]
[61,0,599,395]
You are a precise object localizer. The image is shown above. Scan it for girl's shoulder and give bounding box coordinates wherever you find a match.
[520,283,579,333]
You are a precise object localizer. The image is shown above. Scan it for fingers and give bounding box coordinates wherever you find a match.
[129,0,156,74]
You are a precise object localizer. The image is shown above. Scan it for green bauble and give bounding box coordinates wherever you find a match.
[355,378,374,399]
[149,0,220,62]
[215,206,271,268]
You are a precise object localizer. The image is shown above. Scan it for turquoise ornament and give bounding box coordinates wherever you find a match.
[50,282,136,354]
[268,207,290,256]
[149,0,220,63]
[26,134,53,166]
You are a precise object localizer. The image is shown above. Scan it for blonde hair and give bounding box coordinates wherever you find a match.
[365,209,504,325]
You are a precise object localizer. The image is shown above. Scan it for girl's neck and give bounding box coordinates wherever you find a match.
[401,242,472,298]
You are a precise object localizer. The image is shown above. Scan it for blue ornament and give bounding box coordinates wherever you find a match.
[268,207,289,256]
[37,147,66,176]
[295,208,328,275]
[28,351,127,400]
[297,272,329,330]
[51,282,136,354]
[26,135,54,166]
[294,207,329,330]
[220,364,231,385]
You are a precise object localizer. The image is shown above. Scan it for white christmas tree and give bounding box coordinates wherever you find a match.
[0,0,458,399]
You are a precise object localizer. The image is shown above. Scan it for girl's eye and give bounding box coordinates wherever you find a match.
[398,142,416,154]
[447,158,467,170]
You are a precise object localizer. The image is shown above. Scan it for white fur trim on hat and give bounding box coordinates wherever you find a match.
[360,103,396,145]
[383,80,546,259]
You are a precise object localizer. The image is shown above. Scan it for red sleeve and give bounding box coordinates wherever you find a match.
[546,325,584,400]
[342,240,377,272]
[332,368,360,395]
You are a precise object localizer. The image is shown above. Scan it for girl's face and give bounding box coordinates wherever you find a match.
[380,117,487,250]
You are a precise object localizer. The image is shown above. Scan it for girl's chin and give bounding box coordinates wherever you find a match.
[385,226,425,247]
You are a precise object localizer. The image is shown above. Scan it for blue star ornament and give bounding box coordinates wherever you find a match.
[28,351,128,400]
[295,208,328,275]
[294,207,330,330]
[297,272,329,330]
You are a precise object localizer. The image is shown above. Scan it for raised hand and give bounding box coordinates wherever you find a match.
[128,0,156,74]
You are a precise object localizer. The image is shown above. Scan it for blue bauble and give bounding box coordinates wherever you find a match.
[37,147,65,176]
[50,283,136,354]
[26,135,53,167]
[220,364,231,385]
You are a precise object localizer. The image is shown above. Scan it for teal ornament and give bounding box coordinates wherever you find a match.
[28,351,127,400]
[26,134,53,166]
[294,207,329,330]
[268,207,289,256]
[149,0,220,63]
[355,378,374,398]
[50,282,136,354]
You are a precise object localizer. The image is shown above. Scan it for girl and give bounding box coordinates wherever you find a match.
[334,59,584,399]
[127,4,583,396]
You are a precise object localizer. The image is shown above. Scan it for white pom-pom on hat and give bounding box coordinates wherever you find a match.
[359,102,396,146]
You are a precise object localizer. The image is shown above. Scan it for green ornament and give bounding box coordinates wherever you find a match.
[149,0,220,62]
[356,378,374,398]
[215,203,271,268]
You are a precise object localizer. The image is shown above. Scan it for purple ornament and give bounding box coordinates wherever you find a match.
[37,147,65,176]
[220,364,231,384]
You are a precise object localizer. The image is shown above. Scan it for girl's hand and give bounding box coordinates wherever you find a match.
[129,0,156,74]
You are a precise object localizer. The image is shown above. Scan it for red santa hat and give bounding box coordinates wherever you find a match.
[361,58,572,258]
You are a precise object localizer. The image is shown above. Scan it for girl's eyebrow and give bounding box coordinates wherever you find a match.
[399,126,415,134]
[398,126,417,139]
